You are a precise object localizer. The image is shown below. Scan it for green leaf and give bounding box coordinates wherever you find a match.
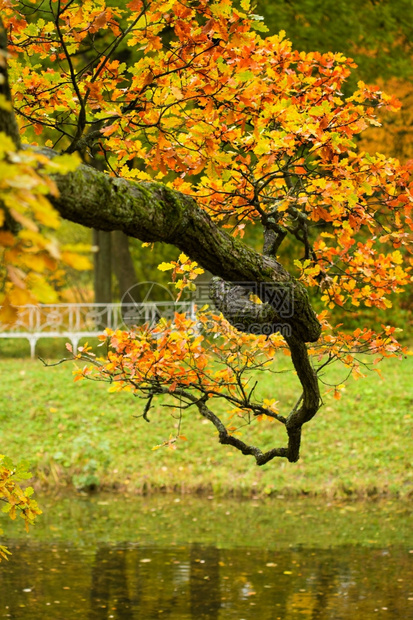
[50,153,81,173]
[237,70,255,82]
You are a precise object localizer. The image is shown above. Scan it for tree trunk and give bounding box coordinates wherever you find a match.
[93,229,112,329]
[111,231,141,302]
[93,229,112,304]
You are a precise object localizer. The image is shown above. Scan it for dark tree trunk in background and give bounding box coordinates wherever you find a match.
[93,229,112,304]
[112,230,141,302]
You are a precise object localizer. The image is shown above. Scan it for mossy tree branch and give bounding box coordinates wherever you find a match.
[44,161,321,344]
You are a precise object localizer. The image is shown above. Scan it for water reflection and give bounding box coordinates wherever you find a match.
[88,546,133,619]
[1,541,412,619]
[190,545,221,618]
[1,496,412,619]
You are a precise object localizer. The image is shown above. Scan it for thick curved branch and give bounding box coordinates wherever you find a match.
[210,276,293,338]
[152,358,319,464]
[198,398,289,466]
[32,152,323,463]
[43,160,321,343]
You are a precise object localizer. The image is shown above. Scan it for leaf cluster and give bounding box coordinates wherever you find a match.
[0,454,42,561]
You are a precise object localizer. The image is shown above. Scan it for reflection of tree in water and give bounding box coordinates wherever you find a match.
[87,543,221,619]
[190,544,221,619]
[88,546,134,620]
[286,552,341,620]
[1,540,412,618]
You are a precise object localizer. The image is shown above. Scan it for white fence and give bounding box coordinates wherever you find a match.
[0,302,195,358]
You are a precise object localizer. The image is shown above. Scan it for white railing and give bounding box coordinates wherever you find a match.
[0,302,196,358]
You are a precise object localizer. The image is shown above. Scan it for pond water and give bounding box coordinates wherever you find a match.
[0,495,412,619]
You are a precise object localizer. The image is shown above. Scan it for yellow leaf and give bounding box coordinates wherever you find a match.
[61,251,92,270]
[0,133,16,156]
[8,287,33,306]
[26,274,58,303]
[158,262,175,271]
[0,303,18,324]
[18,253,49,273]
[108,383,123,393]
[0,94,12,113]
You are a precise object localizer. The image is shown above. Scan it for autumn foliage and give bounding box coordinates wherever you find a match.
[0,0,412,469]
[0,455,42,561]
[0,131,85,322]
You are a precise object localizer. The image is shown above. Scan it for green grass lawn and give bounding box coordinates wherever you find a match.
[0,345,412,498]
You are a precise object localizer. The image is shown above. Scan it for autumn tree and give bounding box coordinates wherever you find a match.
[0,0,412,467]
